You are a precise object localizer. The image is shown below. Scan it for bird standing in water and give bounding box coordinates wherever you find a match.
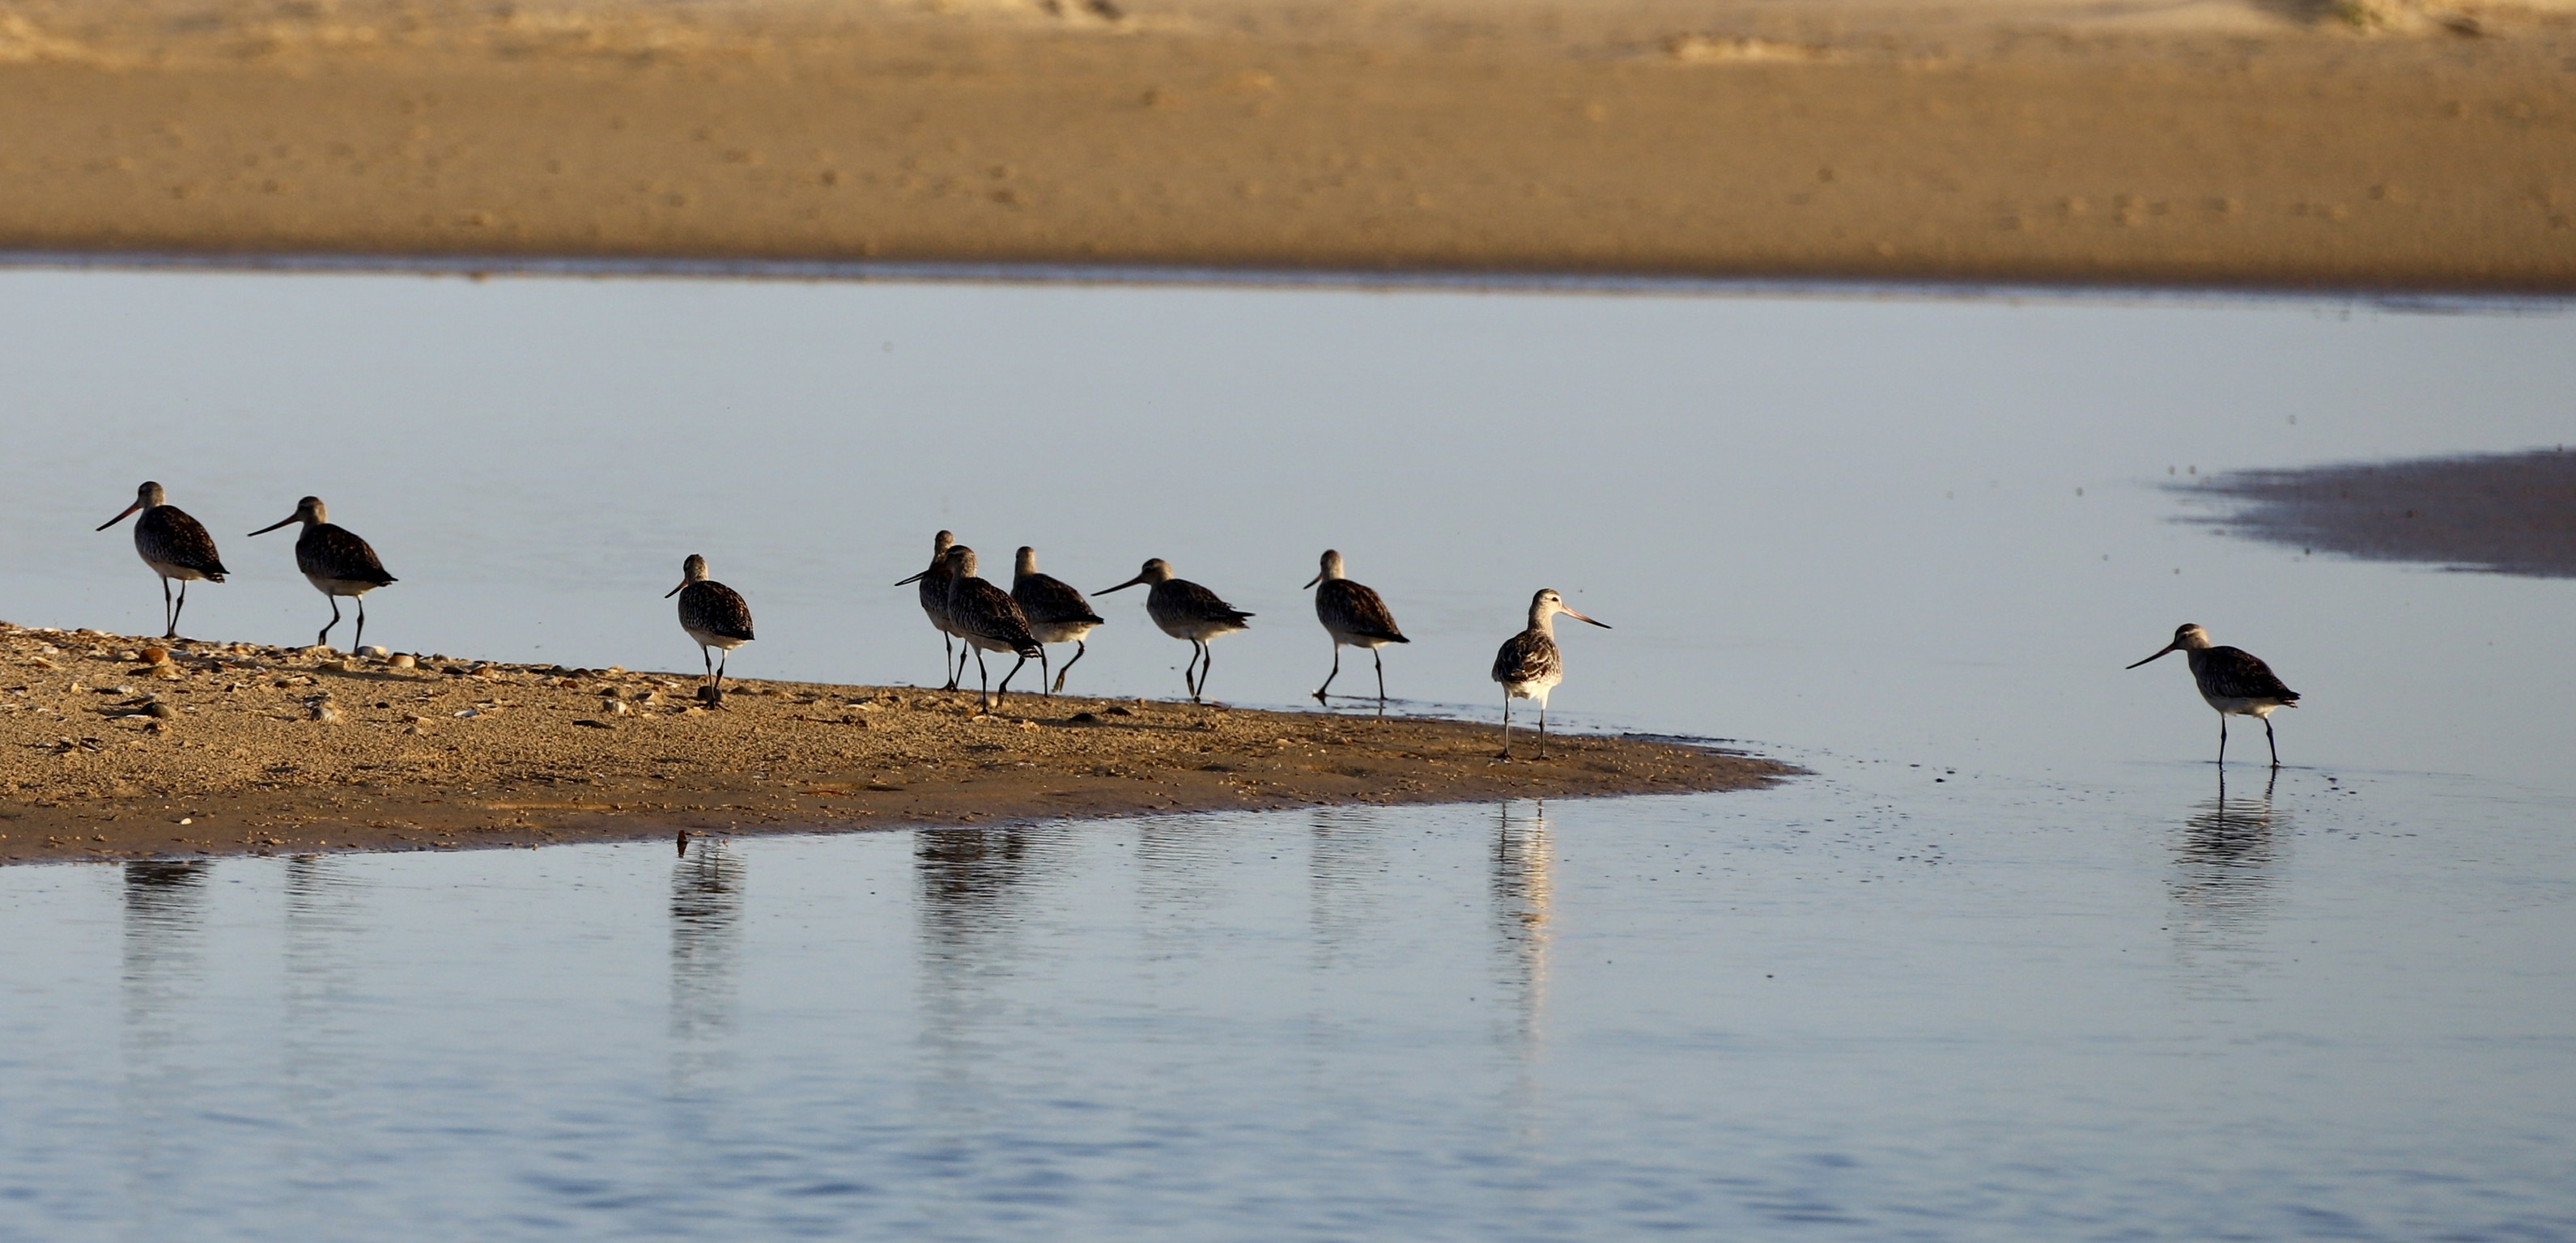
[1491,588,1610,759]
[1011,545,1105,695]
[894,530,966,691]
[96,481,227,640]
[942,545,1045,710]
[1099,558,1252,703]
[1304,549,1408,709]
[2128,622,2301,766]
[247,496,397,651]
[666,554,755,698]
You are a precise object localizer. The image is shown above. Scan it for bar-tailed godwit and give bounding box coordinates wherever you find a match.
[1490,588,1609,759]
[665,554,755,696]
[1099,558,1252,703]
[248,496,397,651]
[943,545,1045,710]
[2128,623,2301,766]
[1012,546,1105,695]
[894,530,965,691]
[96,481,227,640]
[1304,549,1408,707]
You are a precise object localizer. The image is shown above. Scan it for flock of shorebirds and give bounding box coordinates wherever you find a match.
[96,480,2302,766]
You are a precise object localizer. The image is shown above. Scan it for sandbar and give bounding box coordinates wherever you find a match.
[0,623,1787,864]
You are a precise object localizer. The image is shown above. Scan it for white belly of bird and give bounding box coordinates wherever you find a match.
[961,630,1026,654]
[1028,619,1098,645]
[304,573,381,598]
[684,625,749,651]
[1325,626,1394,650]
[1503,674,1560,703]
[143,557,209,582]
[1156,616,1245,643]
[2200,692,2281,718]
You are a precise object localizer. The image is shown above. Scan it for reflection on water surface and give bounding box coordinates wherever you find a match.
[2,272,2572,1240]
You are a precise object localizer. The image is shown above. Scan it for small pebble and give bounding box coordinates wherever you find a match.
[360,646,388,659]
[142,702,176,719]
[389,653,417,669]
[312,703,343,723]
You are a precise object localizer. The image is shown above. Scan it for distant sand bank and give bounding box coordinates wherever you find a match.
[1,0,2571,290]
[0,624,1786,864]
[2192,448,2576,576]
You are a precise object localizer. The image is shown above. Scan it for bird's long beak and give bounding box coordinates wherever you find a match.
[96,502,142,532]
[1563,606,1611,629]
[247,515,299,537]
[1098,574,1150,594]
[894,571,927,586]
[2126,643,2179,669]
[664,582,686,598]
[1302,572,1322,589]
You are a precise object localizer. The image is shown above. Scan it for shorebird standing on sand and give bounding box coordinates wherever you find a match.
[1304,549,1408,708]
[96,481,227,640]
[1012,545,1105,695]
[1491,588,1610,760]
[895,530,966,691]
[1099,558,1252,703]
[665,554,755,698]
[248,496,397,651]
[2128,622,2301,767]
[942,545,1044,710]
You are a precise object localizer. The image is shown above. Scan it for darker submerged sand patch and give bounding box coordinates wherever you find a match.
[2185,448,2576,577]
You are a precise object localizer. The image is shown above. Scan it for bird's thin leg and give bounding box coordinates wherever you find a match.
[353,596,368,652]
[942,634,959,691]
[2265,717,2280,768]
[2217,716,2229,766]
[1039,647,1052,698]
[716,650,729,694]
[1053,641,1085,694]
[702,646,715,688]
[1200,642,1215,702]
[1538,702,1549,760]
[998,654,1027,707]
[975,647,992,711]
[161,577,177,638]
[1499,694,1512,758]
[318,596,342,650]
[1182,642,1201,701]
[1373,649,1388,710]
[1316,644,1341,704]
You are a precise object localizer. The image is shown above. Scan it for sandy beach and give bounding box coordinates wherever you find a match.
[2,0,2572,290]
[0,623,1786,863]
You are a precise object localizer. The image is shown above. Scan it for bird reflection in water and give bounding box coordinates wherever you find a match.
[914,827,1042,1118]
[282,855,368,1205]
[2168,769,2291,986]
[120,860,210,1235]
[1491,800,1554,1049]
[670,835,745,1046]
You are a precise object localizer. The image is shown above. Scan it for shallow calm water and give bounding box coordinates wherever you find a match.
[0,270,2571,1239]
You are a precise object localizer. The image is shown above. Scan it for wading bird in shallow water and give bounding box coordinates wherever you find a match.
[1012,545,1104,696]
[1099,558,1252,703]
[942,545,1045,711]
[96,481,227,640]
[894,530,966,691]
[1491,588,1609,760]
[2128,622,2301,767]
[249,496,397,651]
[665,554,754,698]
[1305,549,1408,709]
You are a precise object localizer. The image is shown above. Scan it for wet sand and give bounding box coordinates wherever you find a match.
[0,623,1787,864]
[2193,448,2576,575]
[2,0,2573,290]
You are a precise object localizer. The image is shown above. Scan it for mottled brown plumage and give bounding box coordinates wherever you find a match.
[249,496,397,651]
[894,530,965,690]
[1013,545,1106,695]
[2128,622,2302,766]
[96,481,227,638]
[1099,558,1252,702]
[944,545,1044,709]
[1490,588,1609,759]
[666,554,754,694]
[1306,549,1408,706]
